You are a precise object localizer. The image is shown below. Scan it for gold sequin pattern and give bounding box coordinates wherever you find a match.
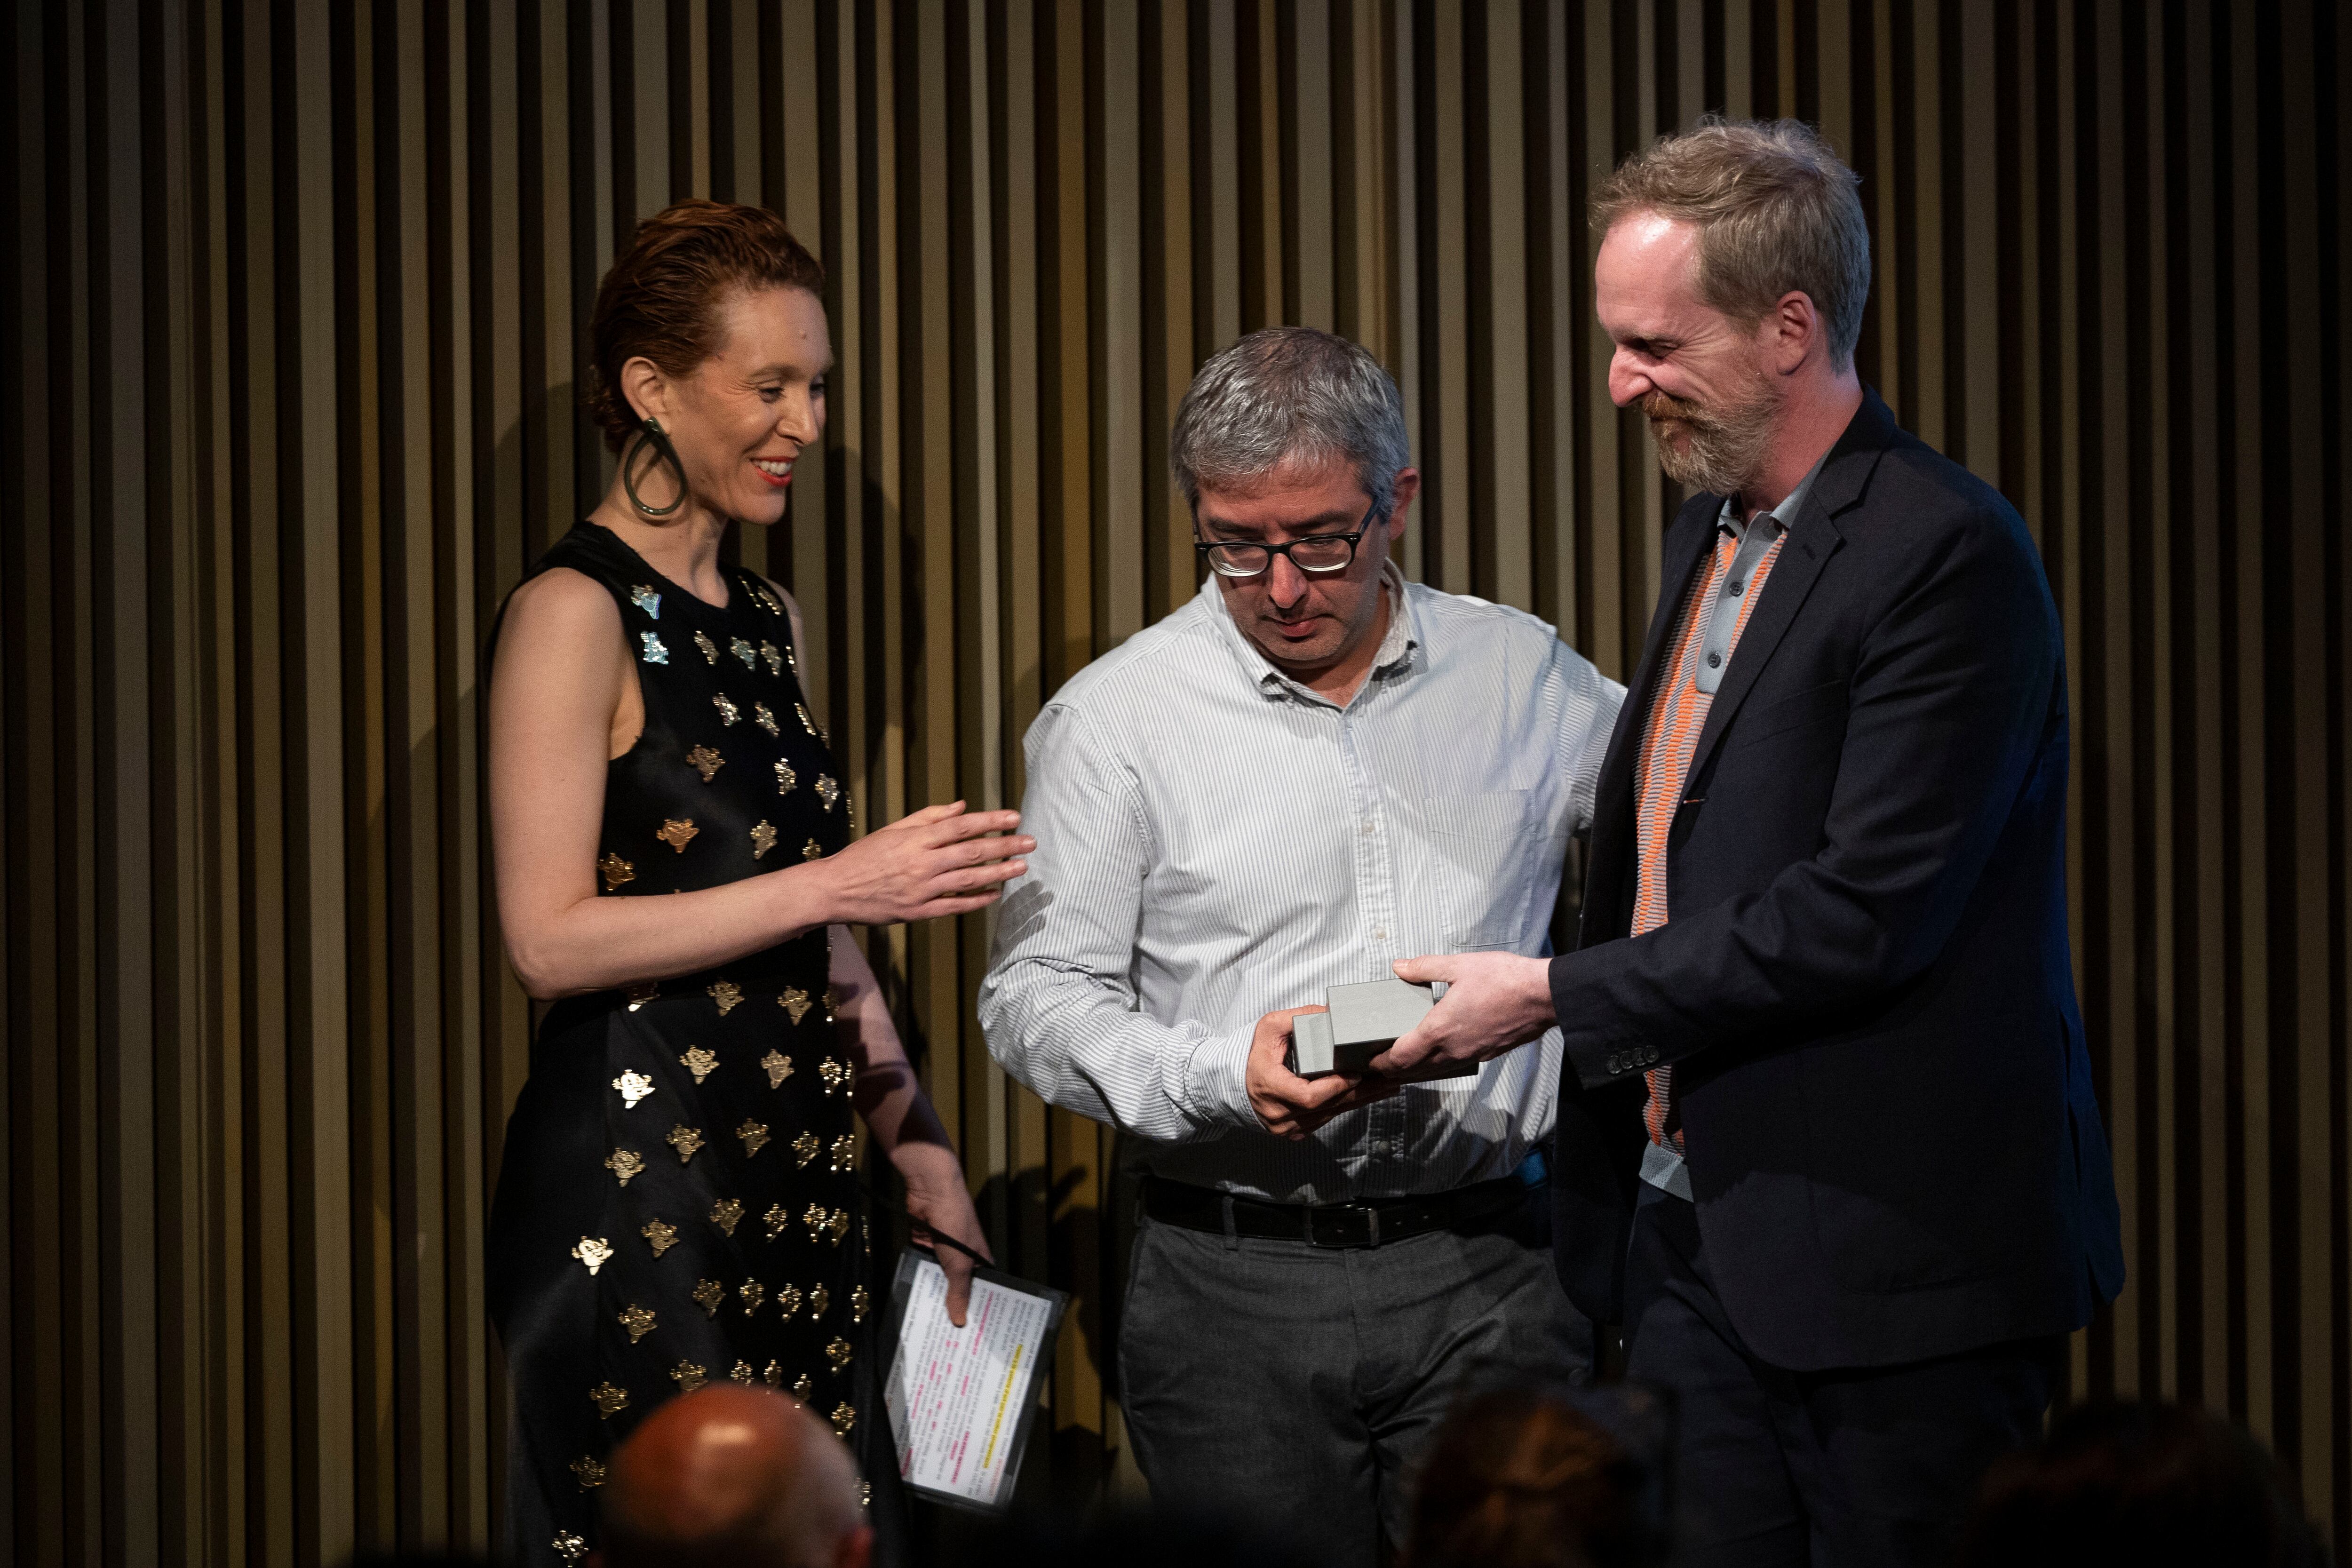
[571,1456,607,1489]
[851,1287,870,1323]
[598,852,636,891]
[618,1304,656,1342]
[671,1362,707,1392]
[792,1131,820,1168]
[611,1070,656,1107]
[760,641,783,675]
[589,1383,629,1417]
[656,817,699,852]
[572,1237,614,1275]
[780,988,813,1025]
[819,1058,852,1096]
[764,1360,785,1387]
[803,838,824,861]
[643,1218,679,1256]
[826,1337,853,1372]
[749,820,777,858]
[604,1148,646,1186]
[753,701,779,735]
[775,758,798,795]
[713,693,740,725]
[667,1124,704,1164]
[801,1203,830,1243]
[710,1199,744,1237]
[775,1284,805,1319]
[829,1135,857,1172]
[763,1202,791,1241]
[761,1049,795,1088]
[556,1531,590,1563]
[824,1209,850,1245]
[738,1121,771,1157]
[730,1360,756,1384]
[830,1402,856,1437]
[739,1280,765,1316]
[731,637,758,669]
[816,774,840,811]
[685,745,724,781]
[809,1284,831,1319]
[793,1372,814,1401]
[679,1047,717,1083]
[708,979,743,1014]
[691,1278,725,1316]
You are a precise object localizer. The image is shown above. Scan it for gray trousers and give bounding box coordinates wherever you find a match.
[1116,1183,1592,1566]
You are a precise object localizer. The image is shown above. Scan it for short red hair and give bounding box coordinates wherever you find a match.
[585,199,825,452]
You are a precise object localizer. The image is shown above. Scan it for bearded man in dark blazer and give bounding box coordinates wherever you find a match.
[1377,118,2126,1567]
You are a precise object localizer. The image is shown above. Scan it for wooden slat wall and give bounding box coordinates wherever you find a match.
[4,1,2345,1561]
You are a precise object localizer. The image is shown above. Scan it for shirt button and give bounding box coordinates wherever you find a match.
[1372,926,1389,942]
[1361,820,1377,836]
[1729,579,1744,595]
[1706,651,1722,668]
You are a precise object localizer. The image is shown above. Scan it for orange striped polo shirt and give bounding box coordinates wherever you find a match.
[1632,493,1801,1156]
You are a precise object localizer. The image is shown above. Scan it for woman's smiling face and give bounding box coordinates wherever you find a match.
[638,284,832,528]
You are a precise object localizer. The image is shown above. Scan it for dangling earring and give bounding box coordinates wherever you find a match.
[624,416,685,517]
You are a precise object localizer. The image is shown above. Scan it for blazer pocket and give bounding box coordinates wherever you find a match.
[1726,678,1850,752]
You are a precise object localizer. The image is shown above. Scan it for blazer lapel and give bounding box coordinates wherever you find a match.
[1682,389,1899,787]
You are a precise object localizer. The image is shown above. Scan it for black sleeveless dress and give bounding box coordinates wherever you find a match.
[488,522,876,1563]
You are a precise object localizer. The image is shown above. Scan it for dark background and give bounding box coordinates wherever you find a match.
[4,0,2345,1562]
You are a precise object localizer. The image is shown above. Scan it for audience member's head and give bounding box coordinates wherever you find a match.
[597,1385,869,1568]
[1959,1400,2326,1568]
[1400,1389,1658,1568]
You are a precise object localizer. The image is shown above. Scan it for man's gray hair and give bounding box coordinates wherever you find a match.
[1168,327,1410,518]
[1591,116,1872,370]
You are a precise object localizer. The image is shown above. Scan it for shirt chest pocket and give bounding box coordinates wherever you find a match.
[1420,789,1539,952]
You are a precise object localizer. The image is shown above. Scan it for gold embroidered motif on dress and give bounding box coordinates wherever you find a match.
[764,1360,785,1387]
[830,1135,857,1173]
[685,745,723,781]
[792,1131,820,1168]
[830,1403,856,1437]
[710,1199,744,1237]
[589,1382,629,1417]
[691,1278,725,1316]
[730,1360,756,1384]
[815,774,840,811]
[738,1121,771,1157]
[639,631,669,664]
[731,637,758,669]
[643,1218,679,1256]
[819,1058,852,1096]
[667,1124,704,1164]
[713,693,740,725]
[604,1148,646,1186]
[850,1286,870,1323]
[775,758,798,795]
[858,1481,871,1509]
[679,1047,717,1083]
[626,982,659,1010]
[824,1209,850,1245]
[763,1202,791,1241]
[809,1284,831,1319]
[797,702,818,735]
[749,820,777,859]
[693,630,719,664]
[761,1049,795,1088]
[571,1456,607,1489]
[671,1362,707,1393]
[572,1237,615,1275]
[708,979,743,1014]
[598,852,636,890]
[803,838,824,861]
[739,1280,766,1316]
[793,1372,814,1401]
[802,1203,830,1243]
[753,701,779,736]
[775,1284,805,1319]
[656,818,699,852]
[611,1070,657,1108]
[780,988,813,1025]
[618,1304,656,1343]
[555,1530,590,1563]
[629,584,661,618]
[826,1337,853,1372]
[760,641,783,676]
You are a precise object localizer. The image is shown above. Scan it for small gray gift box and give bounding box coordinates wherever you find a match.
[1287,977,1477,1081]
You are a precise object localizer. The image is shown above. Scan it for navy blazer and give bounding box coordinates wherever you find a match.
[1547,389,2126,1371]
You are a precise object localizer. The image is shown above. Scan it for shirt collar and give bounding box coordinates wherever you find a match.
[1718,443,1833,540]
[1204,559,1421,703]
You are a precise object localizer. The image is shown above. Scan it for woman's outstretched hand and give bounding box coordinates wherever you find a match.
[812,802,1032,926]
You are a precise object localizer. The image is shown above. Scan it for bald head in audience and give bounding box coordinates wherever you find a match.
[595,1385,871,1568]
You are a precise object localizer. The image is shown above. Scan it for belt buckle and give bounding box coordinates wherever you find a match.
[1313,1201,1380,1249]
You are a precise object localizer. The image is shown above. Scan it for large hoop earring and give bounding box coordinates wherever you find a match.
[623,416,685,517]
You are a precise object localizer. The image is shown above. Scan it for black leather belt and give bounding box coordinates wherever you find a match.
[1141,1170,1535,1250]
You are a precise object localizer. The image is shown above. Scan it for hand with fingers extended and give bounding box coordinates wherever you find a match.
[1246,1005,1404,1140]
[814,802,1033,926]
[1367,950,1557,1078]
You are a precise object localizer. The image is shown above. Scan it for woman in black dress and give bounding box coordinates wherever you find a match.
[486,201,1027,1565]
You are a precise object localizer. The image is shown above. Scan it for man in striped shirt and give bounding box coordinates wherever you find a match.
[979,328,1622,1563]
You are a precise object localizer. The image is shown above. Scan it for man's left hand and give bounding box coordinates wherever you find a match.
[1371,951,1557,1075]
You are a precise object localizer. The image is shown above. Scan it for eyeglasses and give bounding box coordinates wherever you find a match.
[1193,498,1383,579]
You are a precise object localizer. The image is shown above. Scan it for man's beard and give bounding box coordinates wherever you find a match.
[1641,373,1780,499]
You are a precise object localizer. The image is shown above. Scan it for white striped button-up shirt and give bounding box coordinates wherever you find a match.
[979,565,1624,1202]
